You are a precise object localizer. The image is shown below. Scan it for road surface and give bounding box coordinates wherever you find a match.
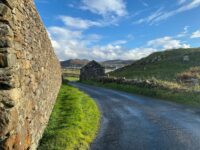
[70,82,200,150]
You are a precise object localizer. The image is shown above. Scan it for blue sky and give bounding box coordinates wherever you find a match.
[34,0,200,61]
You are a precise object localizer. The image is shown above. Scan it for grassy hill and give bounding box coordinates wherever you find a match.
[110,48,200,81]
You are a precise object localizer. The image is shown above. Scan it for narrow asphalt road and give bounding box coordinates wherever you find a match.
[70,82,200,150]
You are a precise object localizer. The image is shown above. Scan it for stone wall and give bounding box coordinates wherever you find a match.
[94,77,188,92]
[0,0,62,149]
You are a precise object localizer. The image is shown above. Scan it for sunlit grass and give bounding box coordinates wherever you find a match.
[38,82,100,150]
[110,48,200,81]
[82,80,200,107]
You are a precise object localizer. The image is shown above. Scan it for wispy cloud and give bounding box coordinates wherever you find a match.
[177,0,187,5]
[147,36,190,49]
[58,15,124,31]
[134,7,164,25]
[134,0,200,25]
[177,26,190,37]
[60,1,129,30]
[112,40,128,45]
[139,0,149,7]
[81,0,128,18]
[191,30,200,38]
[59,16,103,29]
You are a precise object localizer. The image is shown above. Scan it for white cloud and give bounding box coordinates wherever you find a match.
[89,45,156,60]
[81,0,128,17]
[48,13,191,61]
[68,3,75,8]
[140,0,149,7]
[59,16,103,29]
[134,8,164,24]
[177,26,189,37]
[177,0,187,5]
[63,0,128,30]
[48,26,82,40]
[48,27,86,60]
[112,40,127,45]
[154,0,200,23]
[49,24,191,61]
[120,48,156,60]
[147,36,190,49]
[135,0,200,24]
[191,30,200,38]
[48,26,157,61]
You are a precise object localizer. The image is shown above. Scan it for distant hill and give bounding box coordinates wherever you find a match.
[101,60,135,67]
[101,59,135,73]
[61,59,135,70]
[110,48,200,81]
[60,59,89,68]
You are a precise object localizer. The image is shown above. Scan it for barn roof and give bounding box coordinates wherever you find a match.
[81,60,104,69]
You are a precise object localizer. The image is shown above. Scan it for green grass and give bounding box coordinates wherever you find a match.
[82,80,200,107]
[62,68,80,78]
[110,48,200,81]
[38,82,100,150]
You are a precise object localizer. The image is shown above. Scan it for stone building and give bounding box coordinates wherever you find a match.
[80,60,105,81]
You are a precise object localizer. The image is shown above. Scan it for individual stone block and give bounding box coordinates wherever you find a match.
[7,53,16,67]
[0,38,12,48]
[0,48,13,53]
[0,53,7,68]
[0,73,13,89]
[0,53,16,68]
[0,3,11,18]
[0,23,13,37]
[0,3,13,28]
[4,0,15,9]
[0,109,9,135]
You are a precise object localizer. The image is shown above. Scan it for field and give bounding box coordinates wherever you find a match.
[62,68,80,78]
[38,81,100,150]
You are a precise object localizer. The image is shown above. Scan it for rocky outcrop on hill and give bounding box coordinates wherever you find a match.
[177,67,200,86]
[0,0,61,149]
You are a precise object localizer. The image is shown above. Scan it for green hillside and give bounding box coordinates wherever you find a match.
[110,48,200,81]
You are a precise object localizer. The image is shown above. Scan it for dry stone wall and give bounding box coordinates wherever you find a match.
[0,0,62,149]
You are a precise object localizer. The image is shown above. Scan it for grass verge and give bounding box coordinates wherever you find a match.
[81,80,200,107]
[38,81,100,150]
